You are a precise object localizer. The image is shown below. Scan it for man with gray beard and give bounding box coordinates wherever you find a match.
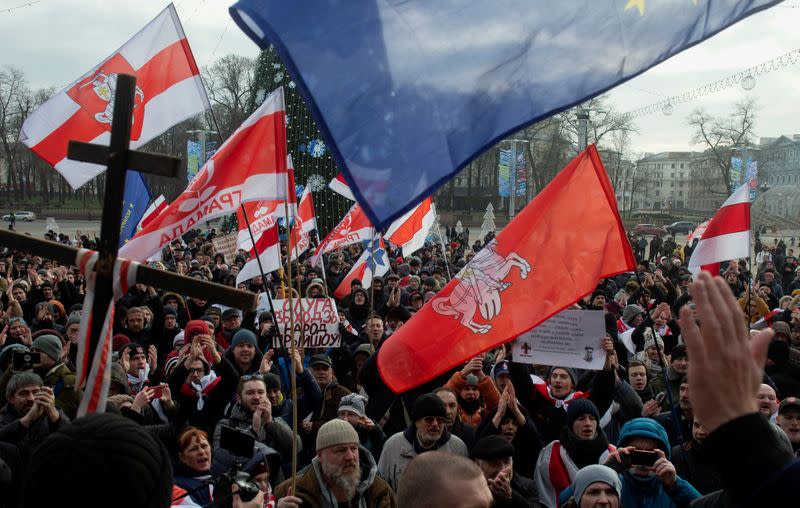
[274,419,397,507]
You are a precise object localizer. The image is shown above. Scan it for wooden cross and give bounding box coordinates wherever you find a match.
[1,74,255,368]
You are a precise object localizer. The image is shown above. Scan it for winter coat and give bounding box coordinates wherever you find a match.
[444,370,501,426]
[213,403,300,460]
[476,404,543,479]
[377,426,468,490]
[39,363,82,420]
[274,445,397,508]
[0,404,69,449]
[166,356,240,434]
[670,443,722,496]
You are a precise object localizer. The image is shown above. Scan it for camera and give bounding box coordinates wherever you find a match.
[211,426,261,508]
[12,350,40,371]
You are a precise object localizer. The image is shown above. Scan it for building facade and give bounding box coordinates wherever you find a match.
[633,152,696,211]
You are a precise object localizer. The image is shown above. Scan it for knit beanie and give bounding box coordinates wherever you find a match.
[642,330,664,352]
[547,366,577,386]
[24,413,172,508]
[622,304,644,323]
[184,320,210,340]
[264,373,281,391]
[338,393,367,418]
[316,419,359,452]
[670,344,688,361]
[566,398,600,428]
[66,314,82,328]
[32,334,62,362]
[112,334,131,352]
[231,329,258,349]
[410,393,448,421]
[573,465,622,505]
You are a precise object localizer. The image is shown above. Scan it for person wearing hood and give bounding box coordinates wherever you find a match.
[267,349,322,427]
[214,442,283,506]
[274,419,397,508]
[534,399,616,508]
[377,393,468,490]
[603,417,700,507]
[213,373,299,463]
[444,356,501,426]
[31,301,63,335]
[345,288,371,334]
[509,337,617,444]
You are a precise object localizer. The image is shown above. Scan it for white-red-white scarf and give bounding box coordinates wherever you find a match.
[75,249,139,417]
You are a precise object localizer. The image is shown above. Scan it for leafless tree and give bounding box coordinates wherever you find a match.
[687,97,757,195]
[202,55,256,139]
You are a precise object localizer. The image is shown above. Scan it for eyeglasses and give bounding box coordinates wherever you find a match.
[421,416,447,426]
[188,367,205,374]
[241,374,265,382]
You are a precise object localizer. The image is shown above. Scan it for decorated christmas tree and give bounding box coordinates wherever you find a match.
[481,203,496,238]
[247,46,350,233]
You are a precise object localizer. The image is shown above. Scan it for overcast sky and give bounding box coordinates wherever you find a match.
[2,0,798,159]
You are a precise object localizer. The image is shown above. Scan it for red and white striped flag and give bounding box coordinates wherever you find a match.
[329,173,355,200]
[334,236,390,298]
[298,190,317,234]
[137,195,168,231]
[74,249,139,416]
[311,203,374,263]
[687,184,751,276]
[120,87,288,261]
[20,4,209,189]
[289,191,316,261]
[385,197,435,257]
[687,219,709,244]
[237,200,278,252]
[237,223,282,284]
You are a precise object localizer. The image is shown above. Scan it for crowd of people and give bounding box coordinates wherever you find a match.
[0,223,798,508]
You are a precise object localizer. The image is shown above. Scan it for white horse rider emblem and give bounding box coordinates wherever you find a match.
[432,239,531,334]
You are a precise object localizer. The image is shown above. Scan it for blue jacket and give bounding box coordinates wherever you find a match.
[617,418,700,508]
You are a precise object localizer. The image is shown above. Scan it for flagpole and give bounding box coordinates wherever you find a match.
[433,209,453,280]
[370,230,376,313]
[283,198,299,494]
[314,231,330,297]
[239,204,281,333]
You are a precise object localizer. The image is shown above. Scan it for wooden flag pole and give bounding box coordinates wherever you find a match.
[283,199,299,493]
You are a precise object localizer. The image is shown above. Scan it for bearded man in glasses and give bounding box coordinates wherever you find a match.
[377,393,468,490]
[213,373,301,460]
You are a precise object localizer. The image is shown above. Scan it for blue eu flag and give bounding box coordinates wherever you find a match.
[230,0,781,228]
[119,170,152,247]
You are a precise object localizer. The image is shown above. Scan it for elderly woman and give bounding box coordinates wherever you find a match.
[173,427,214,506]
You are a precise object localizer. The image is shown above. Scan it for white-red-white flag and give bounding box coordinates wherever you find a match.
[687,184,751,276]
[687,220,709,244]
[311,203,374,263]
[20,4,209,189]
[289,191,316,261]
[385,197,435,257]
[137,195,168,231]
[298,191,317,234]
[329,173,355,200]
[237,200,278,253]
[120,87,288,261]
[237,223,282,284]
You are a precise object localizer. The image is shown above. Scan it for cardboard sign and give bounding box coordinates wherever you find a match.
[513,309,606,370]
[212,233,239,264]
[271,298,341,348]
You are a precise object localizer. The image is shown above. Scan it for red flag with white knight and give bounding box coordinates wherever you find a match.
[311,203,374,263]
[120,87,288,261]
[687,183,751,276]
[378,146,636,393]
[385,196,436,257]
[20,4,209,189]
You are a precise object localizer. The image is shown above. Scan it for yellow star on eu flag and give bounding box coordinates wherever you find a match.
[625,0,645,16]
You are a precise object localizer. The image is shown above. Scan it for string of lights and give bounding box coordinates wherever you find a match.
[0,0,40,15]
[623,46,800,119]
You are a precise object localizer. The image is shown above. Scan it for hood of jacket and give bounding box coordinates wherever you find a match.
[617,417,671,459]
[310,444,378,502]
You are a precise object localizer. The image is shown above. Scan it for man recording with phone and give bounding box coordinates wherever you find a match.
[0,371,67,446]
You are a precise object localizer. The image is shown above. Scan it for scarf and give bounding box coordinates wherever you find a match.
[180,371,220,410]
[403,425,452,455]
[531,375,589,411]
[127,365,150,394]
[310,457,367,508]
[559,427,612,469]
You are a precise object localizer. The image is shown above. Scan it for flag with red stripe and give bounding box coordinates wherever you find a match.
[20,4,209,189]
[298,191,317,233]
[237,223,282,284]
[311,203,374,263]
[137,195,168,231]
[120,87,288,261]
[687,183,751,276]
[687,219,709,244]
[329,172,355,200]
[289,191,316,261]
[385,197,435,257]
[334,236,390,298]
[237,200,278,252]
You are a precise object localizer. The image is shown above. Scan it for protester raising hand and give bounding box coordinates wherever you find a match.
[679,271,772,433]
